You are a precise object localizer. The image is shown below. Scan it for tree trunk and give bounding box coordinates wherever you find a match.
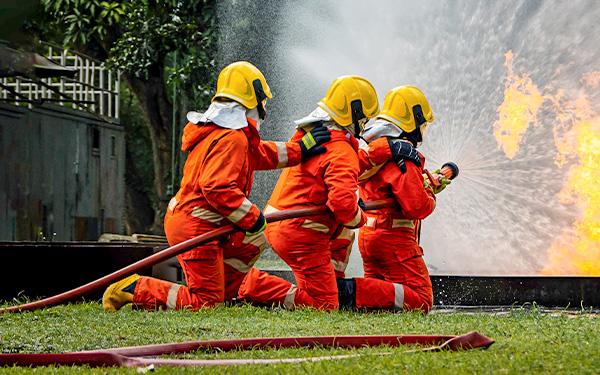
[126,69,173,234]
[124,145,154,234]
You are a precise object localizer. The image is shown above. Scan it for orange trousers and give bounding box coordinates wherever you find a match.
[353,226,433,313]
[132,210,265,310]
[238,218,344,311]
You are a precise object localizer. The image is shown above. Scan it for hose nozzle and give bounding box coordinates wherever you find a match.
[424,161,460,189]
[440,161,459,180]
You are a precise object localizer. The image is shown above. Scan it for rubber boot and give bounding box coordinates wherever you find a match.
[336,278,356,310]
[102,274,140,312]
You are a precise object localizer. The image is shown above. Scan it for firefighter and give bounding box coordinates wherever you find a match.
[337,85,449,313]
[237,75,384,311]
[102,61,333,311]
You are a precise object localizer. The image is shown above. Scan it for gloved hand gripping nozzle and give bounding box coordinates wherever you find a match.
[424,162,459,194]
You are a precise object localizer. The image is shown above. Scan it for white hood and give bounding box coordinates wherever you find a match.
[294,107,343,131]
[361,118,402,143]
[186,101,250,130]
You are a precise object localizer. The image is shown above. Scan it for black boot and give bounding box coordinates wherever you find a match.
[337,278,356,310]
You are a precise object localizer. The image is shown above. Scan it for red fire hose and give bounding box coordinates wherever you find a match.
[0,199,395,314]
[93,332,494,357]
[0,332,495,368]
[0,196,495,369]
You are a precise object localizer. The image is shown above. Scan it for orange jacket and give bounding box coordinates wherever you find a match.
[359,151,436,241]
[266,129,392,231]
[168,118,302,231]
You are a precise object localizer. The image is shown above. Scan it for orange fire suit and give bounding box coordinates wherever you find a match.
[238,130,392,311]
[132,118,302,310]
[354,151,436,313]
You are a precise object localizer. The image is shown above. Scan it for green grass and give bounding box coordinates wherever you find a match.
[0,303,598,374]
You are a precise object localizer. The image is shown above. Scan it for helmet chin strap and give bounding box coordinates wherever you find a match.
[353,122,363,140]
[401,127,422,147]
[252,79,268,120]
[350,99,366,140]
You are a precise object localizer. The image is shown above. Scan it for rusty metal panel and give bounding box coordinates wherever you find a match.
[73,216,99,241]
[0,103,125,241]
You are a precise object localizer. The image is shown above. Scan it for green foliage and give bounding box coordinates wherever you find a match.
[41,0,217,86]
[40,0,125,45]
[120,84,154,198]
[38,0,217,114]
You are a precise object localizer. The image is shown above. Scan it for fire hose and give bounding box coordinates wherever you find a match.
[0,162,458,315]
[0,164,477,367]
[0,332,494,367]
[0,198,396,315]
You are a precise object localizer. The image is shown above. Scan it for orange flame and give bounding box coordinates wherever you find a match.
[495,51,600,275]
[493,50,544,159]
[542,82,600,275]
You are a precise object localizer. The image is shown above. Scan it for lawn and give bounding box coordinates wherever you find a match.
[0,303,598,374]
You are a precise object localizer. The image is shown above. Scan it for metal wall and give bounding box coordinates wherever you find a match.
[0,103,125,240]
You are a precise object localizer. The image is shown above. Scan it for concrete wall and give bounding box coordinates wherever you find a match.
[0,103,125,240]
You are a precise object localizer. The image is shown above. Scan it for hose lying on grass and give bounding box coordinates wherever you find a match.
[0,332,495,368]
[0,198,496,368]
[0,199,396,314]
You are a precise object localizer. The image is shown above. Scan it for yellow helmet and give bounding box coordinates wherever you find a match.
[378,85,434,134]
[318,75,379,128]
[213,61,272,118]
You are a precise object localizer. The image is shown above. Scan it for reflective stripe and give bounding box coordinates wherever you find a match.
[331,259,347,272]
[224,258,252,273]
[168,197,178,211]
[242,232,268,249]
[166,284,182,309]
[301,219,330,233]
[190,207,224,224]
[343,241,353,263]
[392,219,415,229]
[365,217,376,227]
[283,285,297,309]
[344,209,363,228]
[301,132,317,149]
[393,283,405,310]
[227,198,253,223]
[337,228,355,241]
[275,142,289,168]
[263,204,279,215]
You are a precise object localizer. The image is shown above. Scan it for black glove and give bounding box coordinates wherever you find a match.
[299,124,332,160]
[246,213,266,235]
[387,138,421,173]
[357,198,366,211]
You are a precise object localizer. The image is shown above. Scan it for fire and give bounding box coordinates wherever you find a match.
[493,50,544,159]
[542,85,600,275]
[495,51,600,275]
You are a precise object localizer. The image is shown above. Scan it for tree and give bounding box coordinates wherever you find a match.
[37,0,218,233]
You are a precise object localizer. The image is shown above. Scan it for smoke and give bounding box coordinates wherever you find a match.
[218,0,600,275]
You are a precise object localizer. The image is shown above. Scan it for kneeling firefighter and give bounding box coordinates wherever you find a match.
[238,76,401,311]
[337,86,450,313]
[103,61,333,311]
